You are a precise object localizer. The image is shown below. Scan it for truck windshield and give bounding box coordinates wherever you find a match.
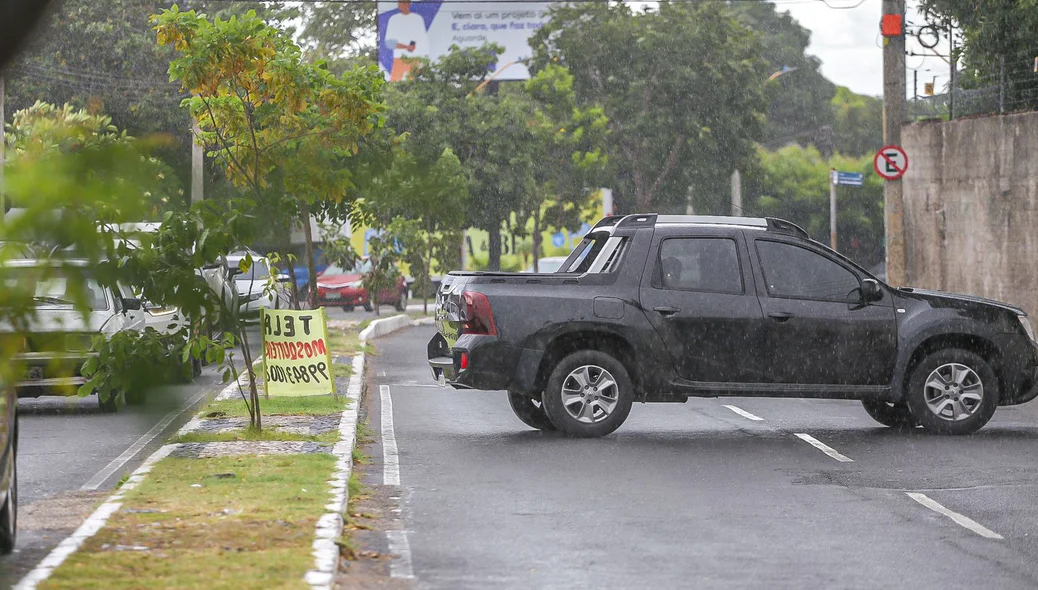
[3,268,110,310]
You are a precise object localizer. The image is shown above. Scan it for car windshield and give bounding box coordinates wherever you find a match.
[233,259,271,281]
[3,268,109,310]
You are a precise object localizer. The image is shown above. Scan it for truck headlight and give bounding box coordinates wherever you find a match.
[1019,315,1035,342]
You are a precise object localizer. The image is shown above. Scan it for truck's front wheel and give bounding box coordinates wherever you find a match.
[506,391,556,431]
[542,351,633,438]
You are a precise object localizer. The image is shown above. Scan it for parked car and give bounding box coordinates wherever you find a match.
[7,258,147,412]
[428,214,1038,437]
[316,259,408,312]
[521,257,570,274]
[225,251,291,318]
[0,376,15,554]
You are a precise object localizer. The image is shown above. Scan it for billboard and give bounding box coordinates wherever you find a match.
[377,0,554,81]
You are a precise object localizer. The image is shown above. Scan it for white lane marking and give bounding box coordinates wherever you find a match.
[722,405,763,421]
[81,387,211,490]
[16,444,179,590]
[386,530,416,579]
[793,433,854,463]
[906,492,1004,539]
[381,384,401,486]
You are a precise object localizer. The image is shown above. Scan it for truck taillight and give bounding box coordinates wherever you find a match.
[461,291,497,336]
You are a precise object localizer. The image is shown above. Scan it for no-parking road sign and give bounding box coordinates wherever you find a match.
[874,145,909,181]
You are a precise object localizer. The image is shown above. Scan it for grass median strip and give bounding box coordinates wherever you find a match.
[41,454,336,590]
[202,394,350,418]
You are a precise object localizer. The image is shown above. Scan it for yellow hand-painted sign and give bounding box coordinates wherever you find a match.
[260,308,336,397]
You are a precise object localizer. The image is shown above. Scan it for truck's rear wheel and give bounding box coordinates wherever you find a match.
[506,391,556,431]
[905,348,998,435]
[0,430,16,555]
[542,350,633,438]
[861,399,916,428]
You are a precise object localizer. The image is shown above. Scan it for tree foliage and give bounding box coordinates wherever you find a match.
[746,145,885,268]
[531,1,769,215]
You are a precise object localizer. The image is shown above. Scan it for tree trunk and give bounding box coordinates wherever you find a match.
[285,255,301,310]
[488,224,502,271]
[424,223,433,314]
[237,325,263,428]
[532,207,542,273]
[301,201,317,309]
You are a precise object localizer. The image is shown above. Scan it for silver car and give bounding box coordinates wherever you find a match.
[7,259,146,412]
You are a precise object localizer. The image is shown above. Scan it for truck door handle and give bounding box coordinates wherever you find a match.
[768,312,794,323]
[653,306,680,317]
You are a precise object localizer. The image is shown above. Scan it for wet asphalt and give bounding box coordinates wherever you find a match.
[368,326,1038,590]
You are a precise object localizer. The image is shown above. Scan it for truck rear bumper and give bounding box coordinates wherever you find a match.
[427,333,543,392]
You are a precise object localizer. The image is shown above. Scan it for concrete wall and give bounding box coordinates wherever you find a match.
[902,112,1038,317]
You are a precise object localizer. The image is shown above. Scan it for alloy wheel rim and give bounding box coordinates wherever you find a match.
[923,363,983,421]
[561,365,619,424]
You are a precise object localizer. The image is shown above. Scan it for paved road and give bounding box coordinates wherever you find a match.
[367,326,1038,589]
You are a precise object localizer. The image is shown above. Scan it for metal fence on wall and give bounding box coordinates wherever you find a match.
[909,60,1038,120]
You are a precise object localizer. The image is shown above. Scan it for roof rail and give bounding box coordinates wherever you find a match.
[616,214,658,228]
[766,218,809,239]
[591,215,625,230]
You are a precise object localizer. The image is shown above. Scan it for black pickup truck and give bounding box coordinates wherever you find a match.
[428,214,1038,437]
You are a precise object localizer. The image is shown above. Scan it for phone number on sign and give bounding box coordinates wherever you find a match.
[266,362,330,385]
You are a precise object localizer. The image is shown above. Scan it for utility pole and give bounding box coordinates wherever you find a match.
[730,170,742,216]
[882,0,907,286]
[191,119,204,204]
[829,169,838,250]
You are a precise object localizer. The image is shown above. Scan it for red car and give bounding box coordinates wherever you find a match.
[315,259,409,312]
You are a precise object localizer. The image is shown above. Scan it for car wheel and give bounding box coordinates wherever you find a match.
[363,301,373,312]
[507,391,556,431]
[905,348,998,435]
[343,306,354,312]
[394,290,408,312]
[0,430,16,555]
[861,399,917,428]
[541,350,633,438]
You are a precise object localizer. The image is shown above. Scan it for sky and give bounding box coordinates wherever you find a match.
[780,0,950,98]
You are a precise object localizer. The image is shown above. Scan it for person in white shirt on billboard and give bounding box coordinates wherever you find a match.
[384,0,429,81]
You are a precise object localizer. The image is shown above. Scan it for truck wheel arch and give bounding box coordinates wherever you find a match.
[534,331,640,398]
[896,332,1002,402]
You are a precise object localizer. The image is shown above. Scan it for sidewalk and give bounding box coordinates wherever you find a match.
[15,314,423,590]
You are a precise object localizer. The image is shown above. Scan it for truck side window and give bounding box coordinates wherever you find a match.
[656,238,743,294]
[756,240,860,302]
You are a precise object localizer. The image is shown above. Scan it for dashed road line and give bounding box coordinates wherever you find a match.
[380,384,401,486]
[386,530,416,579]
[722,405,764,421]
[793,433,854,463]
[906,492,1004,539]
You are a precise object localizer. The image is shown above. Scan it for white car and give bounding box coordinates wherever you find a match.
[6,259,146,412]
[225,251,290,318]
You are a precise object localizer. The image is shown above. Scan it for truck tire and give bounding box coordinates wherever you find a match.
[861,399,916,428]
[905,348,998,435]
[507,391,556,431]
[542,350,633,438]
[0,431,16,555]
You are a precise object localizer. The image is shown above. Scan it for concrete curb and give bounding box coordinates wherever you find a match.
[305,313,420,589]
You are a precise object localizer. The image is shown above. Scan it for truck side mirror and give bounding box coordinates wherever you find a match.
[862,279,883,303]
[121,297,143,311]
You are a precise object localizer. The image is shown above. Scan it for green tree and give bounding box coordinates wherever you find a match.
[153,6,386,308]
[830,87,883,157]
[364,141,468,312]
[5,102,182,215]
[522,64,608,269]
[531,2,769,215]
[745,145,885,267]
[153,6,385,427]
[389,44,533,270]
